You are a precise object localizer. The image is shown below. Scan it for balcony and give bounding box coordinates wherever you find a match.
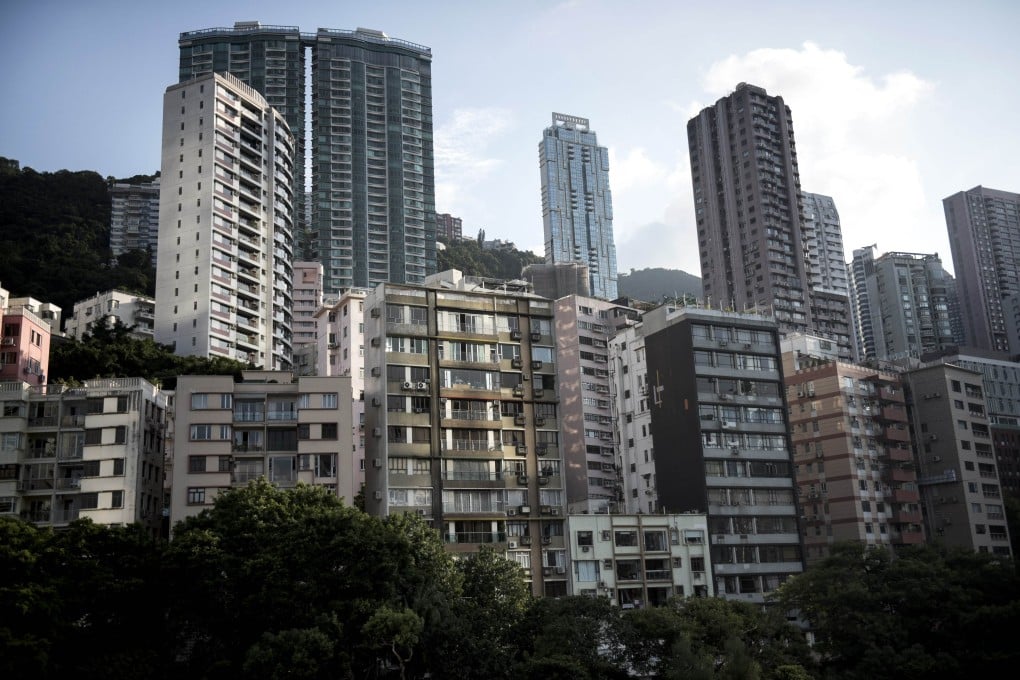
[443,531,507,545]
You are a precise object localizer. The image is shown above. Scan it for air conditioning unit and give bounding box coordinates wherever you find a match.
[929,434,938,441]
[417,509,427,516]
[536,444,548,456]
[416,381,428,390]
[551,507,561,516]
[371,367,381,377]
[517,474,529,485]
[742,343,752,349]
[413,408,426,414]
[731,447,740,455]
[722,421,737,429]
[370,337,380,347]
[530,331,541,341]
[402,381,414,390]
[598,580,608,588]
[514,414,526,425]
[581,545,591,553]
[372,459,383,468]
[720,394,732,401]
[373,490,383,500]
[508,540,518,549]
[370,307,380,317]
[372,427,382,437]
[531,360,543,370]
[1,337,15,346]
[601,530,611,541]
[510,329,522,340]
[718,340,729,347]
[519,505,532,514]
[507,508,517,516]
[371,397,381,407]
[511,357,523,368]
[555,566,566,575]
[931,455,942,462]
[603,559,613,568]
[516,444,528,455]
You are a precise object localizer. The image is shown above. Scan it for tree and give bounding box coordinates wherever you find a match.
[617,596,813,680]
[424,546,531,678]
[164,480,461,678]
[514,596,629,679]
[0,518,167,679]
[362,606,423,679]
[48,320,246,387]
[773,542,1020,679]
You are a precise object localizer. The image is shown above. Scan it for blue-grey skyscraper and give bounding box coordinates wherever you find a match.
[540,113,618,300]
[179,22,436,291]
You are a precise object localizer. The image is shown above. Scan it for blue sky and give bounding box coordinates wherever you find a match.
[3,0,1019,276]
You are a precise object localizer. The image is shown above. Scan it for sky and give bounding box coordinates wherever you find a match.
[3,0,1019,278]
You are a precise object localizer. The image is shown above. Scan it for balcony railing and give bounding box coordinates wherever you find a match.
[443,531,507,544]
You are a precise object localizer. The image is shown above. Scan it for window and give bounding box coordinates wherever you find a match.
[189,456,205,473]
[190,425,212,440]
[322,393,338,409]
[113,458,125,476]
[577,530,594,546]
[110,490,123,508]
[614,530,638,547]
[187,487,206,505]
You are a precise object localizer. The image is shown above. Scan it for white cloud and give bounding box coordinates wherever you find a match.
[701,42,937,257]
[434,107,514,211]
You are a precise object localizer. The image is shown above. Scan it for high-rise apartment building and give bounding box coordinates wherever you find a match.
[688,83,852,358]
[169,371,354,523]
[849,246,961,361]
[0,378,167,535]
[610,325,657,514]
[802,192,851,298]
[110,177,161,264]
[944,186,1020,354]
[640,304,804,603]
[557,297,639,512]
[363,270,566,595]
[316,289,369,493]
[179,22,437,290]
[901,364,1011,557]
[540,114,618,300]
[782,341,924,563]
[155,72,295,369]
[553,296,638,513]
[435,213,463,242]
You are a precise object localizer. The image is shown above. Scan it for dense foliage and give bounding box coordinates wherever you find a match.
[9,485,1017,680]
[772,542,1020,679]
[0,160,156,318]
[617,267,703,303]
[437,238,542,280]
[47,321,246,389]
[0,482,823,680]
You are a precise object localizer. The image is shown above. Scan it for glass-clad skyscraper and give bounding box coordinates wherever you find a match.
[540,113,618,300]
[179,22,436,291]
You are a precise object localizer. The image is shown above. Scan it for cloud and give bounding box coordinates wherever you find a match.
[700,42,936,257]
[434,107,514,210]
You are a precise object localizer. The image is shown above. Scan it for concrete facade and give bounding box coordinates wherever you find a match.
[169,371,354,525]
[66,290,156,340]
[363,270,567,595]
[564,513,713,606]
[0,378,167,535]
[155,72,295,369]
